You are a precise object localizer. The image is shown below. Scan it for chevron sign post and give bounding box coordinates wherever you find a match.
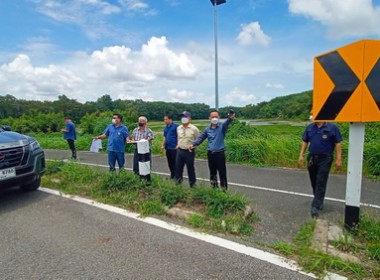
[313,39,380,230]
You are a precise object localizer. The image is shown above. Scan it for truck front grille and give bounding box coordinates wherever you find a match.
[0,147,25,169]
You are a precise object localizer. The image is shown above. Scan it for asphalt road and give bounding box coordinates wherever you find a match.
[2,149,378,279]
[45,149,380,244]
[0,188,313,280]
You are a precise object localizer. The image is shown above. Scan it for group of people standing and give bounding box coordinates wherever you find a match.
[93,114,154,175]
[162,110,235,191]
[61,109,343,217]
[62,110,235,190]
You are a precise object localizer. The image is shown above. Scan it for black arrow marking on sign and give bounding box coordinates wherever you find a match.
[365,57,380,111]
[315,51,360,120]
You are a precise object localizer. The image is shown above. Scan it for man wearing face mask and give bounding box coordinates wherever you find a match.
[94,113,129,172]
[128,116,154,175]
[189,110,235,191]
[175,111,199,187]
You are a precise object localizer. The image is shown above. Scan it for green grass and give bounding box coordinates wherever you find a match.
[35,120,380,179]
[271,217,380,279]
[42,160,257,235]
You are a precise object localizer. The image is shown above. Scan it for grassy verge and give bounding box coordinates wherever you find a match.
[272,216,380,279]
[42,160,258,236]
[34,120,380,179]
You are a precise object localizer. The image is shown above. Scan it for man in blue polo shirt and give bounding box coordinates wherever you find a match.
[161,114,179,179]
[94,113,129,172]
[61,117,77,160]
[189,110,235,191]
[298,115,342,218]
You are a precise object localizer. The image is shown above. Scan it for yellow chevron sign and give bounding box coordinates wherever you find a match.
[313,39,380,122]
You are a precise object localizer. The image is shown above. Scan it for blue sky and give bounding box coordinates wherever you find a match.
[1,0,380,107]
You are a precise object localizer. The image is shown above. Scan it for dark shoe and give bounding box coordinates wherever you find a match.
[311,207,319,218]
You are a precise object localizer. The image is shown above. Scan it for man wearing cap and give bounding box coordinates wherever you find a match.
[189,109,235,191]
[175,111,199,187]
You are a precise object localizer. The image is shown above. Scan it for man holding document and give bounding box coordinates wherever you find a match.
[94,113,129,172]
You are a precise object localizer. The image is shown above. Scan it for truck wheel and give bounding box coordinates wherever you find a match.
[20,177,41,191]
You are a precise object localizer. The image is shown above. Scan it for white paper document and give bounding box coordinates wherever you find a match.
[90,139,102,152]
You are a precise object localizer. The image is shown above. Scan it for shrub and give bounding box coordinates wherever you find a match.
[100,171,140,193]
[364,143,380,176]
[192,187,248,218]
[159,184,187,207]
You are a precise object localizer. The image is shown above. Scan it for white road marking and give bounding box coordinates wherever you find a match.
[39,187,317,279]
[58,160,380,210]
[42,159,349,279]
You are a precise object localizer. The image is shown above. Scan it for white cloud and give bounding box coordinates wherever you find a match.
[0,54,82,99]
[288,0,380,38]
[0,36,197,102]
[32,0,122,39]
[236,22,271,47]
[265,83,285,89]
[34,0,120,22]
[119,0,149,11]
[224,88,257,106]
[168,89,195,101]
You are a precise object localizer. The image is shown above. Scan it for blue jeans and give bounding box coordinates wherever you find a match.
[108,151,125,171]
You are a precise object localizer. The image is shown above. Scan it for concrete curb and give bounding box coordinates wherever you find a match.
[312,219,360,264]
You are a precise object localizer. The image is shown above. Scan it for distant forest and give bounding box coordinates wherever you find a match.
[0,90,312,123]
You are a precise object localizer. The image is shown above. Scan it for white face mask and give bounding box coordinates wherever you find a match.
[211,117,219,124]
[112,118,116,124]
[181,117,189,124]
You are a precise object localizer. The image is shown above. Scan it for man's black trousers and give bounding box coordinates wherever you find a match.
[175,149,196,187]
[166,149,177,179]
[207,150,227,189]
[307,154,333,210]
[67,139,76,159]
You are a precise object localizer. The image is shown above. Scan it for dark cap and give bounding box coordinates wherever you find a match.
[180,111,191,118]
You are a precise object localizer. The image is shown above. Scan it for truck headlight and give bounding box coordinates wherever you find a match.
[30,140,41,150]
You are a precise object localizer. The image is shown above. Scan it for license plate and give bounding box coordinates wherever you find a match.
[0,167,16,180]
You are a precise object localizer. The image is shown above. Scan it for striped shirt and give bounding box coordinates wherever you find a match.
[131,127,154,142]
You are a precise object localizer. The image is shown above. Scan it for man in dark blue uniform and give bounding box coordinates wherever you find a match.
[298,115,342,218]
[61,117,77,160]
[161,114,179,179]
[94,113,129,172]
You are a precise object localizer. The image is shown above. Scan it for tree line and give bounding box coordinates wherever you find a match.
[0,90,312,133]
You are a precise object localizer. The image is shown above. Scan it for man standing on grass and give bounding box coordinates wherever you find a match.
[94,113,129,172]
[161,114,179,179]
[128,116,154,176]
[298,112,342,218]
[61,117,77,160]
[189,110,235,191]
[175,111,199,187]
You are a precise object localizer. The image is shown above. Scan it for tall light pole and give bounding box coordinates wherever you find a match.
[210,0,226,110]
